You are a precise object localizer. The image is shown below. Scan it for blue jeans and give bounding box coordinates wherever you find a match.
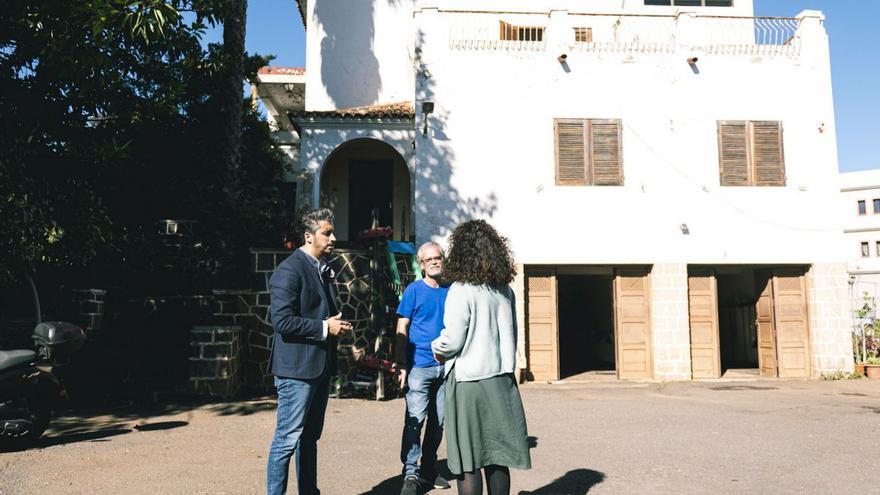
[267,373,330,495]
[400,365,445,478]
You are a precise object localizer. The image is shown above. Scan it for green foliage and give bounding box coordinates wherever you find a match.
[0,1,292,290]
[865,356,880,365]
[820,371,862,381]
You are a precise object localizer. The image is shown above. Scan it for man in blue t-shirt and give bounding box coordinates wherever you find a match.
[395,241,451,495]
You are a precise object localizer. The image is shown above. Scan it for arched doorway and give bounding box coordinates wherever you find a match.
[320,138,412,243]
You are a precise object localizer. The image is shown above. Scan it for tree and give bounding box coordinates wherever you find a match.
[0,1,292,291]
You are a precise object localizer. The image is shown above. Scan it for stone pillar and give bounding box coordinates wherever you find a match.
[72,289,106,334]
[807,262,854,375]
[189,325,241,397]
[650,263,692,381]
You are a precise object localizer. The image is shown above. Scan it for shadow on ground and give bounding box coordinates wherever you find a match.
[519,469,606,495]
[358,459,453,495]
[7,395,280,452]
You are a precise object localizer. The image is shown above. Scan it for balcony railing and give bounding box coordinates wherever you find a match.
[443,11,805,57]
[568,14,677,54]
[447,12,549,52]
[697,16,802,57]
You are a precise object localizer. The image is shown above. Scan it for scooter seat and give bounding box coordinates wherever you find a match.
[0,350,37,372]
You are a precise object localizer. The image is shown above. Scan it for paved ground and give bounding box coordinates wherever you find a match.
[1,378,878,494]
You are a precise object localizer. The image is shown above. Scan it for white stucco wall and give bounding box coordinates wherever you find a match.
[292,1,852,376]
[304,0,416,111]
[411,8,842,268]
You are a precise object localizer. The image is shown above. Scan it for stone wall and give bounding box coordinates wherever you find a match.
[217,248,387,392]
[188,325,241,397]
[807,263,855,375]
[650,263,692,381]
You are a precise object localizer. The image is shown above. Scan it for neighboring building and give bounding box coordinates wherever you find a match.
[256,0,852,381]
[840,169,880,313]
[254,66,305,212]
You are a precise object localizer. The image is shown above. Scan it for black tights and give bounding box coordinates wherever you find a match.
[456,465,510,495]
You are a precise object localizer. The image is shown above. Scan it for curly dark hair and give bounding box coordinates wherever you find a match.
[443,220,517,286]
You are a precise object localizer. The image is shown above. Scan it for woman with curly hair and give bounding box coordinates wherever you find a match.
[431,220,531,495]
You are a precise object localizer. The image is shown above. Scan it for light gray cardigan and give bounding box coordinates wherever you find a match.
[431,282,518,382]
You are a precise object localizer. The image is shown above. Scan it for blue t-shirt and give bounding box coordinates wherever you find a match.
[396,279,450,368]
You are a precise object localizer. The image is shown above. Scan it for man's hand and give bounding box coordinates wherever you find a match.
[326,313,353,337]
[397,367,408,389]
[434,353,446,364]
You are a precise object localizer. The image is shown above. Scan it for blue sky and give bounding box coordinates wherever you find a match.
[225,0,878,172]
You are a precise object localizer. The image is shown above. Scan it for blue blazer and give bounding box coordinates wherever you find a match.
[268,249,338,379]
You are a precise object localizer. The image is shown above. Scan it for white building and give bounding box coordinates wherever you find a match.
[257,0,852,381]
[840,169,880,313]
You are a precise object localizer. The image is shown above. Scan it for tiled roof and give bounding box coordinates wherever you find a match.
[258,66,305,76]
[289,101,415,121]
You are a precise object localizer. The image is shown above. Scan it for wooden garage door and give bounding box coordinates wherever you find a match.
[614,268,653,380]
[688,269,721,379]
[526,271,559,381]
[773,269,811,378]
[756,277,778,377]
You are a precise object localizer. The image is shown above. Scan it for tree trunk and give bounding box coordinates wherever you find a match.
[220,0,247,203]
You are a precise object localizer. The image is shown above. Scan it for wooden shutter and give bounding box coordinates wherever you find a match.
[756,277,778,377]
[752,121,785,186]
[772,269,811,378]
[499,21,513,41]
[614,268,653,380]
[526,270,559,381]
[589,120,624,186]
[555,119,587,185]
[688,269,721,379]
[718,121,750,186]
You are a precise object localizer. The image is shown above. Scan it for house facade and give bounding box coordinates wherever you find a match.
[257,0,852,381]
[840,169,880,313]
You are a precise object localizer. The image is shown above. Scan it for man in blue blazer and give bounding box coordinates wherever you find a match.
[266,208,352,495]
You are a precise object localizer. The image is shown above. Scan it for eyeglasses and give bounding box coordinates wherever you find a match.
[419,256,443,263]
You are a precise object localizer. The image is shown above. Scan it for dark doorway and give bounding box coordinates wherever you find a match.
[348,160,393,241]
[715,268,772,373]
[557,274,616,378]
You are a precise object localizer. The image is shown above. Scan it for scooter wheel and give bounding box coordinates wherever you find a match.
[1,397,52,450]
[24,399,52,443]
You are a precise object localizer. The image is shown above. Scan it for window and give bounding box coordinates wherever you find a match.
[862,242,871,257]
[859,200,867,216]
[873,199,880,214]
[554,119,624,186]
[574,27,593,43]
[645,0,733,5]
[499,21,544,42]
[876,241,880,256]
[718,121,785,187]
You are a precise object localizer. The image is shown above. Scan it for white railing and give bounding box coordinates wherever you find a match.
[442,10,805,57]
[698,16,802,57]
[447,12,548,52]
[569,14,677,54]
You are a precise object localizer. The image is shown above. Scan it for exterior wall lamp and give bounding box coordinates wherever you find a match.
[421,101,434,137]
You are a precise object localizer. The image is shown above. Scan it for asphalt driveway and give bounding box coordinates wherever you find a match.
[1,378,877,494]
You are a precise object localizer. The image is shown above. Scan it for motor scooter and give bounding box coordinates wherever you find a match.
[0,321,86,447]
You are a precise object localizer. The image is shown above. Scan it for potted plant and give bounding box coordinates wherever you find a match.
[864,355,880,379]
[853,292,880,377]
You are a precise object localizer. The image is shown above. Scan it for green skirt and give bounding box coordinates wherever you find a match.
[444,367,532,474]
